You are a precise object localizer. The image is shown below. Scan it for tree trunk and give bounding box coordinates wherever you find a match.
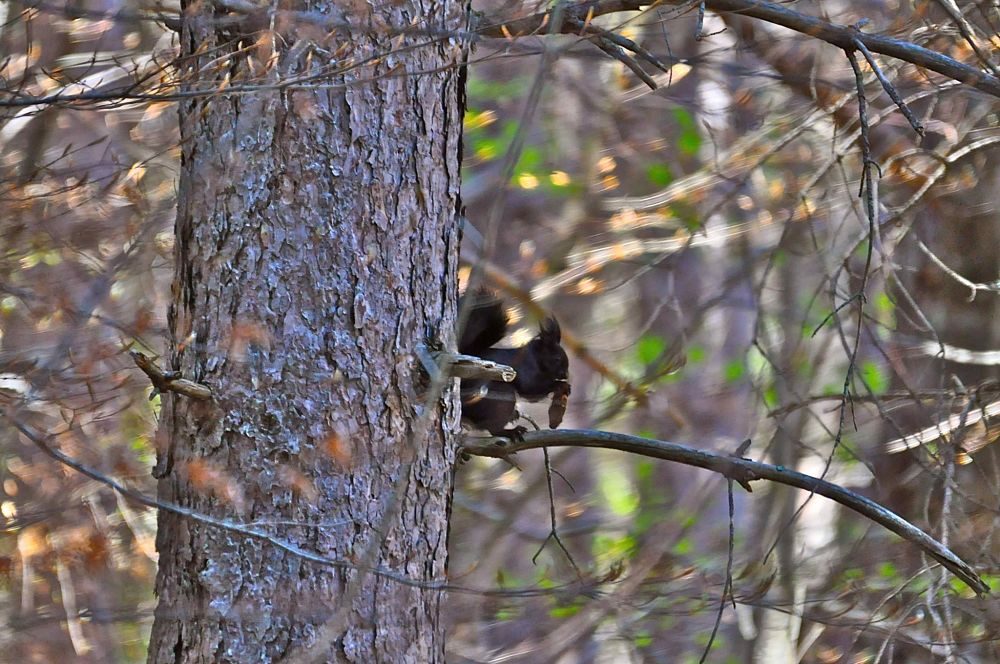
[147,2,466,661]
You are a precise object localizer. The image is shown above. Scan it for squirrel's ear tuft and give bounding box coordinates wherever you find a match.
[539,317,561,343]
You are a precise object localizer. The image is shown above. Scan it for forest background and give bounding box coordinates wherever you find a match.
[2,0,1000,661]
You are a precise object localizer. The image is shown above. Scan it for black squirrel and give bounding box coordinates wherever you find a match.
[458,290,570,437]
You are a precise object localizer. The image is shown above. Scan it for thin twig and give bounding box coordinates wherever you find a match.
[781,79,882,559]
[852,37,924,137]
[130,351,213,400]
[695,2,706,40]
[916,239,1000,302]
[932,0,1000,77]
[8,0,1000,112]
[473,0,1000,98]
[7,415,613,599]
[588,34,659,89]
[566,15,670,88]
[532,447,582,575]
[699,471,737,663]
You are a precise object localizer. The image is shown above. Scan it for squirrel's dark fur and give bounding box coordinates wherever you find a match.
[458,290,569,437]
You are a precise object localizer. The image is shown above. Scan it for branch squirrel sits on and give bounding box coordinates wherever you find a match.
[458,289,571,438]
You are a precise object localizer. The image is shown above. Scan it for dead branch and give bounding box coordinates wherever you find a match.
[474,0,1000,98]
[461,428,990,595]
[130,351,213,400]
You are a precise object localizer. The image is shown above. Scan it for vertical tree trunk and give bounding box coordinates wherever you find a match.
[147,2,466,661]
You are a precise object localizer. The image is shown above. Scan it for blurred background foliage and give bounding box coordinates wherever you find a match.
[3,0,1000,661]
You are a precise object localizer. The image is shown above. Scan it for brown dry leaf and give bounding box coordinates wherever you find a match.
[186,459,245,510]
[322,431,353,467]
[230,321,272,358]
[277,466,318,501]
[82,532,110,571]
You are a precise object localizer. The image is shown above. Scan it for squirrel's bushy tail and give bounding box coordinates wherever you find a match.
[458,289,508,355]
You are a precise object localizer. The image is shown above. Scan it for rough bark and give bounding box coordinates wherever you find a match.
[146,2,466,661]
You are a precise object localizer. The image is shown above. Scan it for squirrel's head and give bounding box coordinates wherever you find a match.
[535,318,568,381]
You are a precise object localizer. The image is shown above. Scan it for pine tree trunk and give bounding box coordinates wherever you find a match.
[147,2,466,661]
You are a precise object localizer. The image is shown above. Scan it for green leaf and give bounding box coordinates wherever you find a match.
[646,163,673,186]
[763,386,778,409]
[515,146,543,174]
[672,108,702,156]
[599,469,640,517]
[878,561,896,579]
[843,567,864,581]
[949,576,975,597]
[472,137,500,161]
[637,334,667,365]
[495,607,516,621]
[694,630,724,648]
[873,291,897,332]
[549,605,581,618]
[875,291,894,315]
[746,345,768,376]
[466,73,528,101]
[673,536,694,555]
[854,239,871,259]
[859,360,888,394]
[593,534,637,561]
[723,360,744,383]
[658,371,682,385]
[0,295,20,313]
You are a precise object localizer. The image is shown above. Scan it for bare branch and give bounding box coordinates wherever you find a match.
[441,352,517,381]
[130,351,213,400]
[852,37,924,136]
[564,15,669,89]
[474,0,1000,98]
[462,429,990,595]
[588,33,659,89]
[414,345,516,382]
[7,415,612,599]
[916,239,1000,301]
[931,0,1000,77]
[10,0,1000,112]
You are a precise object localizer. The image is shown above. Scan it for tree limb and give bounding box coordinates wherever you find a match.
[474,0,1000,98]
[461,428,990,595]
[130,351,213,400]
[10,0,1000,109]
[7,414,611,599]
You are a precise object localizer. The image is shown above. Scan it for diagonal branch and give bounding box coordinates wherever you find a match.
[10,0,1000,109]
[585,36,660,89]
[461,428,990,595]
[7,414,614,599]
[852,37,924,136]
[474,0,1000,98]
[565,15,670,89]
